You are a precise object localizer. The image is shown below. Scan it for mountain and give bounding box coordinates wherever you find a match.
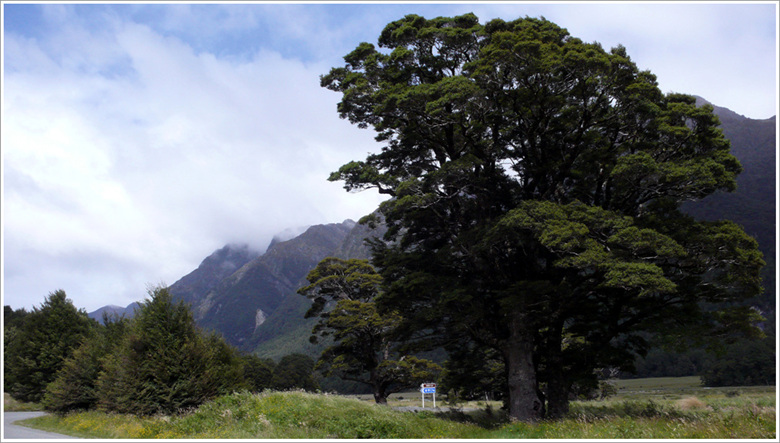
[686,97,776,322]
[87,219,383,355]
[88,302,141,324]
[167,220,380,350]
[168,243,261,312]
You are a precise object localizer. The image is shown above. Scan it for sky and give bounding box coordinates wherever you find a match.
[2,1,778,313]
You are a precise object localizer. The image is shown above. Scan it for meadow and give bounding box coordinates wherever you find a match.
[9,377,777,439]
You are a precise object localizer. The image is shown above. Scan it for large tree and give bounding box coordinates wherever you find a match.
[323,14,764,421]
[298,257,440,404]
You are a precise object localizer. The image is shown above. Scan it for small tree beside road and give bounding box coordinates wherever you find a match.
[299,257,440,404]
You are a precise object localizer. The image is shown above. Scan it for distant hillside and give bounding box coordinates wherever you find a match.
[89,219,384,356]
[169,243,260,312]
[686,97,776,323]
[248,218,387,359]
[162,220,384,352]
[197,222,351,348]
[88,302,140,324]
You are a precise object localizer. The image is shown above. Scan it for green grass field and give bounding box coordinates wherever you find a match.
[8,377,777,439]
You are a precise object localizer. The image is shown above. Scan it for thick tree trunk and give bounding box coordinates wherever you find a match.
[545,322,570,419]
[503,314,543,422]
[546,368,570,419]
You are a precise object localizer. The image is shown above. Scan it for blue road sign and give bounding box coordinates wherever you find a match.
[422,387,436,394]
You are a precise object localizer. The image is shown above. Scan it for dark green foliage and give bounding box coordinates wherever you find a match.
[4,290,95,403]
[683,106,775,328]
[3,305,30,382]
[701,337,775,387]
[633,347,711,379]
[42,315,129,414]
[300,257,383,321]
[440,346,505,402]
[242,354,276,393]
[96,285,246,416]
[299,258,440,403]
[323,13,764,421]
[271,353,319,392]
[3,305,29,328]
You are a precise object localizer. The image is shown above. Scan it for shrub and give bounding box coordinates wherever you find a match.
[701,337,775,387]
[96,285,246,415]
[4,290,94,403]
[271,353,319,392]
[242,354,276,393]
[43,315,129,414]
[676,397,707,410]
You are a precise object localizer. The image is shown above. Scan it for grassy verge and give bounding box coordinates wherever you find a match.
[3,393,42,412]
[17,384,776,439]
[20,391,486,439]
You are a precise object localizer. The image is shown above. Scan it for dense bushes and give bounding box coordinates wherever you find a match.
[242,354,276,392]
[23,285,322,416]
[42,315,129,413]
[94,286,247,415]
[4,290,95,403]
[633,348,711,378]
[271,353,319,392]
[701,337,776,387]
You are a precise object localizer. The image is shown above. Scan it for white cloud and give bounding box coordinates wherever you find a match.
[465,2,777,119]
[2,2,776,312]
[2,11,385,311]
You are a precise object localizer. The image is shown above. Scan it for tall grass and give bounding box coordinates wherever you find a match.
[494,395,776,439]
[3,393,42,412]
[17,386,776,439]
[22,391,483,439]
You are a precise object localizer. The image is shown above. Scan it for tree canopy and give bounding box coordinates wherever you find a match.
[299,257,440,404]
[323,13,764,421]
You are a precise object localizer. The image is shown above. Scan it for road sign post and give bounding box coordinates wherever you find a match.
[420,383,436,408]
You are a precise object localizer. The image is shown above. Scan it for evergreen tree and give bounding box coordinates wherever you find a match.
[242,354,276,393]
[701,337,775,387]
[3,306,30,382]
[324,13,764,421]
[440,346,505,402]
[3,305,29,328]
[42,314,129,414]
[4,290,95,403]
[271,353,319,392]
[96,285,246,415]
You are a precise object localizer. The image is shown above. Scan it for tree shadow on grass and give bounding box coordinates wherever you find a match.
[430,405,511,429]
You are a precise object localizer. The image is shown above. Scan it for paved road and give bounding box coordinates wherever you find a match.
[3,411,78,439]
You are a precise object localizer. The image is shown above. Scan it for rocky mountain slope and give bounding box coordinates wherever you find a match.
[87,302,141,323]
[686,97,776,321]
[167,243,261,314]
[193,222,350,348]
